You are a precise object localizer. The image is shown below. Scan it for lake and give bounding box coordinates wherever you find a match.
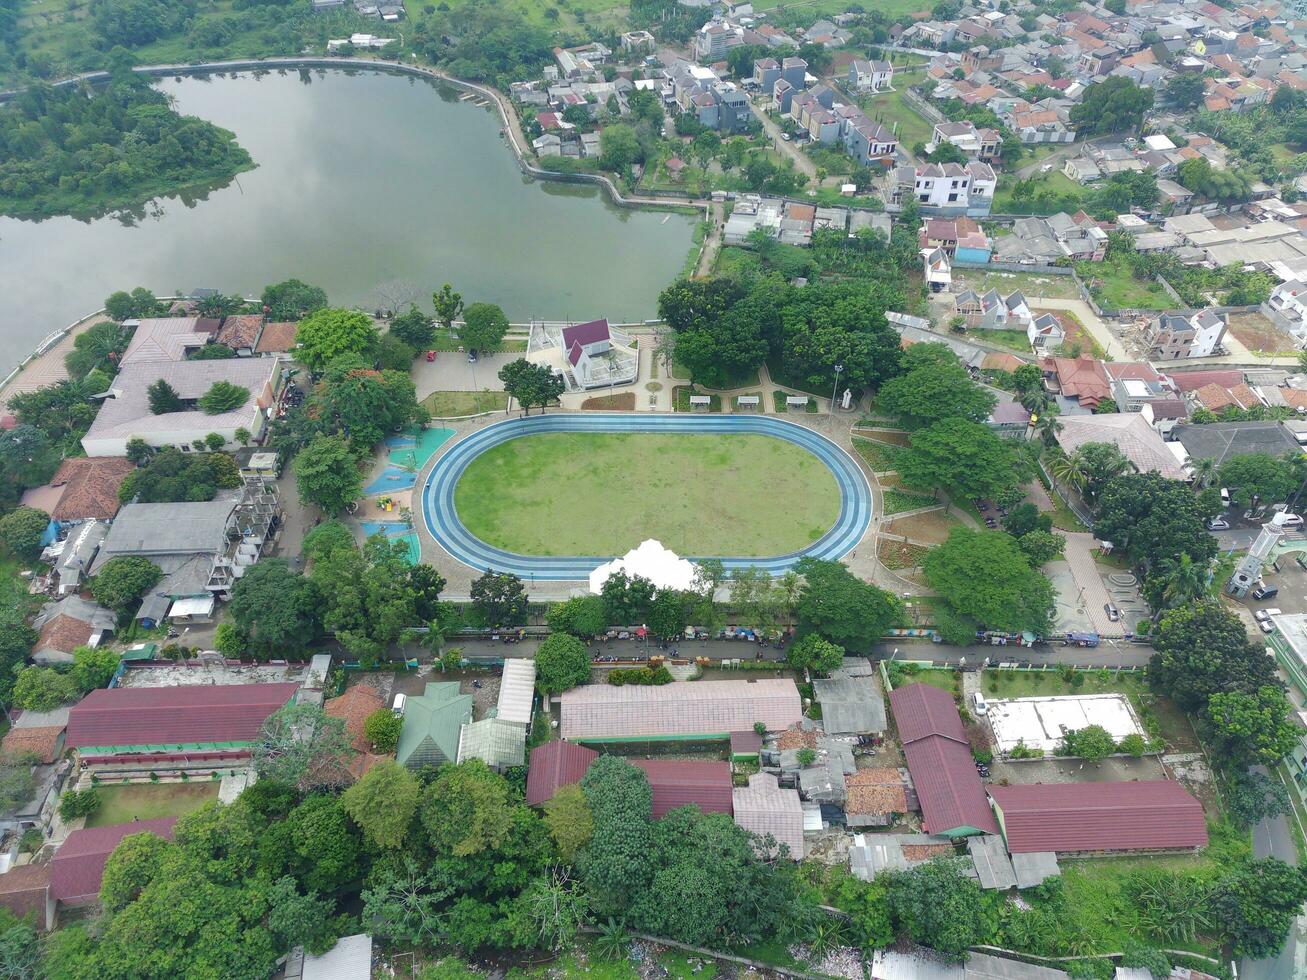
[0,69,697,374]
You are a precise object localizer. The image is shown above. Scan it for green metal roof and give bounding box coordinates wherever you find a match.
[397,682,473,769]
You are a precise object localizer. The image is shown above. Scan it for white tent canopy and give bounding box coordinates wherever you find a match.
[589,539,700,594]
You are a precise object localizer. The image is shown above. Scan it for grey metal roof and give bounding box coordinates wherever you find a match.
[457,718,526,769]
[99,499,236,558]
[1011,850,1060,889]
[1173,421,1299,461]
[850,835,907,881]
[813,664,886,734]
[32,595,116,634]
[967,834,1017,890]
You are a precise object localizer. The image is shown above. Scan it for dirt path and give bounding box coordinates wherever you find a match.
[695,201,725,277]
[749,101,817,179]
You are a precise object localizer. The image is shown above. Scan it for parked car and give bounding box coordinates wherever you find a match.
[1207,517,1231,531]
[972,692,988,715]
[1104,603,1120,622]
[781,132,791,141]
[1255,609,1272,622]
[1252,585,1279,601]
[1280,513,1304,528]
[1220,487,1231,506]
[1259,619,1276,633]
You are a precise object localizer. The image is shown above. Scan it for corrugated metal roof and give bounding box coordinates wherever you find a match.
[989,781,1208,854]
[457,718,526,768]
[632,759,732,818]
[559,679,802,739]
[396,682,472,770]
[526,742,598,806]
[50,818,178,902]
[496,659,536,726]
[967,834,1017,890]
[732,772,804,859]
[890,683,967,746]
[301,933,373,980]
[66,683,298,749]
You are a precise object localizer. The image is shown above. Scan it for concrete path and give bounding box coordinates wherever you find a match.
[1242,764,1306,980]
[1028,298,1126,360]
[695,201,725,278]
[750,101,817,179]
[0,308,110,407]
[1062,531,1120,636]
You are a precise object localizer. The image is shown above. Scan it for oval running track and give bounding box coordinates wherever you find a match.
[419,413,873,580]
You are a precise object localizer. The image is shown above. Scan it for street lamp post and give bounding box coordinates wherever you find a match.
[830,363,843,416]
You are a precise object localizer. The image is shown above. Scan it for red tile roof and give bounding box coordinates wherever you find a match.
[325,685,385,754]
[1,726,64,764]
[255,321,298,354]
[216,314,264,350]
[0,863,49,927]
[632,759,733,818]
[890,684,998,836]
[561,319,610,349]
[1041,355,1111,407]
[1105,362,1161,383]
[526,741,599,805]
[989,780,1207,854]
[50,818,177,903]
[36,616,93,658]
[66,683,299,749]
[45,457,135,523]
[1168,369,1243,393]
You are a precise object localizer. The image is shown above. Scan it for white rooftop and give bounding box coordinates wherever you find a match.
[987,693,1144,755]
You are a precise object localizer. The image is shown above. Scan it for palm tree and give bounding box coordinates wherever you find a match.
[1048,449,1087,495]
[1189,456,1217,491]
[1153,553,1208,610]
[1032,411,1063,447]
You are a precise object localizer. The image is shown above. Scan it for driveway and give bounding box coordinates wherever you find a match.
[1062,532,1122,637]
[749,101,817,179]
[1028,298,1126,360]
[412,351,517,397]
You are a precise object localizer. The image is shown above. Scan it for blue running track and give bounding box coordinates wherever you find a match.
[419,413,873,580]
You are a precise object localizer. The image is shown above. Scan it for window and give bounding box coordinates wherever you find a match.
[948,193,959,202]
[919,194,930,202]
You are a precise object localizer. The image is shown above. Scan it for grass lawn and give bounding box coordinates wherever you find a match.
[87,782,220,828]
[427,329,528,354]
[771,389,818,413]
[879,538,931,569]
[992,169,1080,213]
[674,387,721,412]
[951,268,1081,302]
[890,665,957,691]
[972,327,1032,352]
[453,432,841,556]
[882,487,935,515]
[421,390,508,417]
[852,435,907,472]
[1080,257,1173,312]
[857,74,933,150]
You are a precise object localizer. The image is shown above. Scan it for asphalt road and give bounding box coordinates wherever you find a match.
[1241,768,1306,980]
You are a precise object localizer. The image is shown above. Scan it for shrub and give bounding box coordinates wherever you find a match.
[364,707,403,753]
[59,787,101,822]
[0,507,49,560]
[197,381,249,415]
[607,665,673,686]
[1118,732,1148,757]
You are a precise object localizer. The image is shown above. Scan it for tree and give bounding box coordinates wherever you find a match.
[499,358,565,415]
[65,320,130,379]
[261,279,328,321]
[535,633,591,695]
[295,308,379,373]
[294,434,362,514]
[471,569,528,628]
[197,380,249,415]
[924,529,1054,636]
[787,633,845,674]
[104,287,159,321]
[1094,473,1218,574]
[214,623,248,658]
[125,437,153,466]
[1149,601,1277,713]
[229,559,321,655]
[1069,77,1154,136]
[1226,768,1290,830]
[461,303,510,354]
[1211,858,1307,959]
[0,424,60,491]
[364,707,403,752]
[511,871,588,952]
[876,343,996,428]
[309,535,429,662]
[579,756,654,912]
[390,305,436,349]
[252,702,356,791]
[11,667,77,710]
[146,377,182,414]
[1218,452,1296,508]
[314,360,427,450]
[0,624,36,704]
[898,418,1028,505]
[547,595,607,638]
[600,570,656,626]
[341,760,420,849]
[1001,502,1051,538]
[1017,529,1064,566]
[1145,552,1207,612]
[599,123,641,172]
[72,644,121,692]
[1164,72,1205,110]
[1060,724,1116,761]
[543,784,593,861]
[59,786,102,822]
[1072,442,1134,504]
[421,759,513,857]
[793,558,902,653]
[1206,686,1300,768]
[119,449,241,504]
[90,555,162,614]
[432,284,464,331]
[885,858,995,961]
[672,309,768,389]
[647,588,689,642]
[1119,944,1169,979]
[0,507,48,559]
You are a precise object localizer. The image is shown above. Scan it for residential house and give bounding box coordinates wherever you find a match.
[2,707,70,766]
[293,934,374,980]
[524,742,732,817]
[1146,310,1228,360]
[619,30,655,52]
[20,457,134,527]
[66,683,299,778]
[849,833,956,882]
[43,520,107,596]
[324,685,388,779]
[928,120,1001,163]
[753,57,780,90]
[989,781,1207,856]
[695,20,744,62]
[50,819,178,914]
[1173,420,1301,461]
[31,596,115,665]
[812,659,886,735]
[921,246,952,292]
[558,679,802,742]
[921,218,991,263]
[1040,354,1112,411]
[1264,279,1307,347]
[81,358,282,457]
[215,314,264,356]
[849,58,893,92]
[838,110,899,167]
[1055,414,1189,481]
[996,212,1107,265]
[1028,313,1066,353]
[888,683,998,838]
[954,288,1033,332]
[887,162,996,217]
[989,400,1032,436]
[254,321,298,356]
[1004,101,1076,144]
[396,682,473,771]
[733,772,804,858]
[0,865,52,931]
[844,768,910,827]
[1063,156,1102,183]
[118,317,219,366]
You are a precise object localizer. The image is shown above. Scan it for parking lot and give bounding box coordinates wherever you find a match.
[412,350,516,397]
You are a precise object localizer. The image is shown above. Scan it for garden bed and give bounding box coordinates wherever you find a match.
[421,390,508,417]
[580,392,636,411]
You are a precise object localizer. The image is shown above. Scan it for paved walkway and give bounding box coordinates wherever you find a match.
[695,202,725,278]
[749,100,817,179]
[1062,531,1120,636]
[0,308,112,408]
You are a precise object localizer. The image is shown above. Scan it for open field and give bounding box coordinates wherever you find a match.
[421,390,508,417]
[453,432,841,556]
[1226,310,1295,355]
[87,782,220,828]
[1080,257,1173,311]
[883,509,963,545]
[950,268,1082,301]
[856,71,933,150]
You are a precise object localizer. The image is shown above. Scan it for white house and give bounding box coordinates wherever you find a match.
[81,359,282,458]
[848,58,892,92]
[921,246,952,292]
[928,121,1001,163]
[889,162,996,217]
[1027,313,1065,353]
[1264,279,1307,347]
[526,318,638,392]
[954,288,1032,331]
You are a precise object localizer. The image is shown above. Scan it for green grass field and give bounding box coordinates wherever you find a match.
[1081,257,1174,311]
[421,390,508,417]
[453,432,840,556]
[857,71,933,150]
[751,0,927,17]
[87,782,220,828]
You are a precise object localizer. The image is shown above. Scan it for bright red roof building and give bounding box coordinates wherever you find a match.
[67,683,299,750]
[50,818,178,904]
[989,780,1207,854]
[889,684,998,837]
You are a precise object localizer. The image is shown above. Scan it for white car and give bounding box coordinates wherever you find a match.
[1260,619,1276,634]
[1255,609,1272,622]
[972,692,988,715]
[1040,163,1053,173]
[1207,518,1231,531]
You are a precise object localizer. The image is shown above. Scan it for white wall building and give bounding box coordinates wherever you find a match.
[1264,279,1307,347]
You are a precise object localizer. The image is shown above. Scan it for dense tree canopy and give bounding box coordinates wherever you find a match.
[898,417,1030,504]
[1069,77,1154,136]
[924,528,1054,638]
[261,279,327,322]
[1093,473,1218,575]
[792,558,901,653]
[312,357,427,451]
[89,555,161,614]
[293,434,362,515]
[876,343,996,428]
[118,449,240,504]
[295,309,379,373]
[229,558,321,656]
[534,633,591,695]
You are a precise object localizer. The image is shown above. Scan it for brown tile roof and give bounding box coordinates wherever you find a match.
[777,725,818,751]
[1169,369,1243,392]
[216,315,265,350]
[50,819,177,903]
[324,685,385,754]
[846,767,908,816]
[45,457,134,523]
[982,352,1026,374]
[36,616,92,658]
[1194,382,1256,412]
[1,726,64,764]
[255,321,299,354]
[902,843,954,860]
[1041,354,1111,407]
[526,741,599,806]
[0,864,50,928]
[1280,388,1307,411]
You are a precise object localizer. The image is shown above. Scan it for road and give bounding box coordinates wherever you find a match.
[695,201,725,277]
[749,101,817,179]
[1241,766,1306,980]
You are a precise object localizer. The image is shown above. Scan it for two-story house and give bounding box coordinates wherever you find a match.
[928,120,1001,163]
[848,58,893,92]
[1263,279,1307,347]
[1146,310,1229,360]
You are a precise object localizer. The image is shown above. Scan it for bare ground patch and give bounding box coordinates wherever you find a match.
[884,510,962,545]
[1227,311,1295,354]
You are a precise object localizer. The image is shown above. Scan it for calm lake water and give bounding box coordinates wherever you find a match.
[0,69,696,374]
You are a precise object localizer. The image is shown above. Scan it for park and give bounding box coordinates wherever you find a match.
[423,414,873,578]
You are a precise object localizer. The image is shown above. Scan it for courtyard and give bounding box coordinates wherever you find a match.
[86,782,221,828]
[453,431,841,557]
